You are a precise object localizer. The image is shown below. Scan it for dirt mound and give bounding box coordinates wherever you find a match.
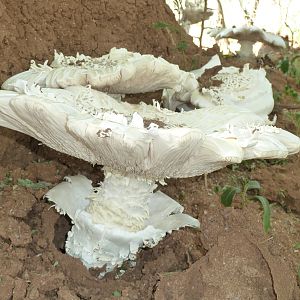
[0,0,212,84]
[155,204,300,300]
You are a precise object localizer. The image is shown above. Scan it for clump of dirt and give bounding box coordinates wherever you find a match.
[123,91,162,106]
[197,65,223,89]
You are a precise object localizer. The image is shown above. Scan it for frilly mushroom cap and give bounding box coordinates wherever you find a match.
[0,82,299,180]
[191,64,274,116]
[211,25,286,48]
[2,48,198,96]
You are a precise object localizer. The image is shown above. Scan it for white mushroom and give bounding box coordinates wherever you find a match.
[2,48,198,96]
[191,64,274,116]
[181,0,213,33]
[210,25,286,57]
[0,53,299,274]
[163,56,274,116]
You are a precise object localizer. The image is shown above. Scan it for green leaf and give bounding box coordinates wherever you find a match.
[293,242,300,250]
[245,180,261,191]
[213,185,222,194]
[220,186,241,207]
[279,58,289,73]
[112,290,122,297]
[254,196,271,233]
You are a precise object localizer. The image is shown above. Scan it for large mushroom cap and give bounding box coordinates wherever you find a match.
[2,48,198,96]
[0,82,298,180]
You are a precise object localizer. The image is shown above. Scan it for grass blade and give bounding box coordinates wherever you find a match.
[245,180,261,191]
[254,195,271,233]
[221,186,240,207]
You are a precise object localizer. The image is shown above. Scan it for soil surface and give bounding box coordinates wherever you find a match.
[0,1,300,300]
[0,0,214,84]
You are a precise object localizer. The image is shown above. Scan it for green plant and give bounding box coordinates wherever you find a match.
[0,173,13,190]
[278,57,290,74]
[213,184,223,194]
[230,160,257,172]
[176,40,188,53]
[278,55,300,84]
[273,90,282,102]
[17,178,51,190]
[293,242,300,250]
[284,85,299,100]
[219,179,271,233]
[284,111,300,135]
[152,21,179,33]
[112,290,122,297]
[190,57,198,70]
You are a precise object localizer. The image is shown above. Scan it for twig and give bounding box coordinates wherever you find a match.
[199,0,208,48]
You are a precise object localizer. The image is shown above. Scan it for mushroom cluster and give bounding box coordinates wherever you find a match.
[0,49,299,274]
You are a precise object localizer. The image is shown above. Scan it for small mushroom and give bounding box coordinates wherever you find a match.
[210,25,286,57]
[180,1,213,33]
[182,1,213,23]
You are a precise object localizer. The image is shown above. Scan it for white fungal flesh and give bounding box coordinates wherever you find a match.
[238,40,256,57]
[0,83,298,179]
[210,25,286,57]
[191,64,274,116]
[211,25,286,48]
[87,171,155,232]
[0,49,299,274]
[45,173,200,271]
[2,48,198,96]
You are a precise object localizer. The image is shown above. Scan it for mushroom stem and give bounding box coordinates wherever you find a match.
[87,170,156,232]
[238,40,255,57]
[46,171,200,273]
